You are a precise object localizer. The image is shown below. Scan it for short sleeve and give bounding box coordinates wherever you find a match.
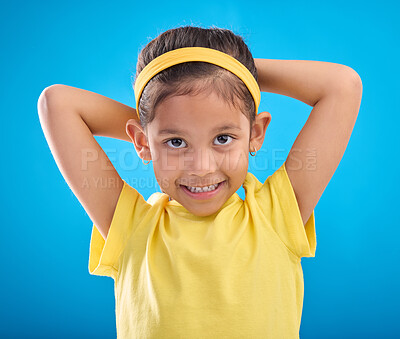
[88,179,150,279]
[254,161,317,259]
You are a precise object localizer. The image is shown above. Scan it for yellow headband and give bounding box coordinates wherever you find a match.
[134,47,261,119]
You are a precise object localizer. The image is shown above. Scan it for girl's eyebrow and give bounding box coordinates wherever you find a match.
[158,124,241,136]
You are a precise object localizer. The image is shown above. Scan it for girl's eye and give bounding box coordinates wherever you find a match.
[165,138,187,149]
[214,135,234,145]
[165,135,234,149]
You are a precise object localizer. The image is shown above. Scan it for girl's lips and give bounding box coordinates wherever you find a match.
[180,180,226,200]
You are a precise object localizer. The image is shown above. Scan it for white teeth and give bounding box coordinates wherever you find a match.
[186,183,219,193]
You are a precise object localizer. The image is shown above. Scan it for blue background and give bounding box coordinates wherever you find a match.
[1,0,399,338]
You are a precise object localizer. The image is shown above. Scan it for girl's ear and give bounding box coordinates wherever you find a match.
[126,119,152,161]
[250,111,272,151]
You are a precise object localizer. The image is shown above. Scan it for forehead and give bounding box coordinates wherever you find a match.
[150,91,248,132]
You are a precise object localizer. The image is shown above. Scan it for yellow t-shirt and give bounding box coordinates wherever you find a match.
[88,161,316,338]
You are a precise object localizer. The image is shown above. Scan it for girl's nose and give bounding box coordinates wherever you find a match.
[185,148,218,177]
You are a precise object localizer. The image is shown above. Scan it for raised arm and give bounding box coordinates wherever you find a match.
[37,84,139,240]
[254,59,363,225]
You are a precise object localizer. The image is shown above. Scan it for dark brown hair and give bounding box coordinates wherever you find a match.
[133,25,258,136]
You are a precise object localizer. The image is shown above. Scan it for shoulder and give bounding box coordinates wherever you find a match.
[243,166,284,192]
[147,192,168,206]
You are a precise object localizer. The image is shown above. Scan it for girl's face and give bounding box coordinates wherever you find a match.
[147,91,250,216]
[127,90,271,217]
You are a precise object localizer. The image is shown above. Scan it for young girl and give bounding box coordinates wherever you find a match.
[38,26,362,338]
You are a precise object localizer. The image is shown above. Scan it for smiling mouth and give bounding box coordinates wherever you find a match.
[180,180,226,193]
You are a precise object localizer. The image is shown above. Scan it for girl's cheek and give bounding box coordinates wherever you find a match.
[158,154,183,172]
[156,176,173,190]
[227,149,248,171]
